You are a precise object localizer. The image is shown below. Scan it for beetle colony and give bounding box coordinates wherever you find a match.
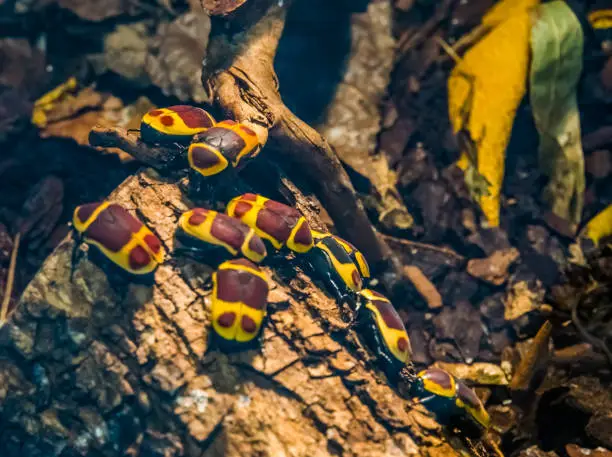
[71,105,490,436]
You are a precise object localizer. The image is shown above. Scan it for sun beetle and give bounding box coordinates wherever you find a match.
[302,230,364,305]
[140,105,216,146]
[409,367,490,434]
[353,289,412,382]
[211,258,269,349]
[72,201,165,276]
[188,120,261,178]
[225,193,314,254]
[176,208,267,264]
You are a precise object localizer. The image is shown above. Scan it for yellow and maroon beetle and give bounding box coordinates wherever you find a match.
[176,208,267,264]
[188,120,261,178]
[409,367,490,434]
[211,258,269,349]
[327,232,370,281]
[303,230,363,305]
[353,289,412,382]
[140,105,216,146]
[225,193,314,254]
[72,202,165,275]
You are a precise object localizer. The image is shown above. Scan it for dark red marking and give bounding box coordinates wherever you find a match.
[256,208,292,243]
[160,115,174,126]
[241,315,257,333]
[216,267,268,310]
[76,202,102,225]
[263,199,301,221]
[423,368,454,390]
[167,105,193,112]
[210,215,248,249]
[176,108,215,129]
[148,109,163,117]
[188,209,208,226]
[352,269,362,288]
[191,145,223,170]
[248,236,266,256]
[144,234,161,254]
[222,119,237,125]
[239,125,256,136]
[456,382,482,409]
[84,204,143,252]
[240,193,258,202]
[217,312,236,328]
[371,299,405,331]
[397,337,409,352]
[129,245,151,270]
[233,201,253,218]
[292,221,313,247]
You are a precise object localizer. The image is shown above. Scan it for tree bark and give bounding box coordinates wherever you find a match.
[0,169,472,457]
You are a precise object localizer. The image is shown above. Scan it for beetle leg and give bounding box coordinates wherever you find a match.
[416,394,437,405]
[70,235,84,281]
[367,321,399,371]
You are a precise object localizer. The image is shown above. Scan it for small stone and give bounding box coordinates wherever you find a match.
[467,247,520,286]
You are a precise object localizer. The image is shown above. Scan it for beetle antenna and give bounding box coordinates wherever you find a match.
[0,232,21,325]
[126,129,140,134]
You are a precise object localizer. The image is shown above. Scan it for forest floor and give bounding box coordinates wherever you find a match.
[0,1,611,457]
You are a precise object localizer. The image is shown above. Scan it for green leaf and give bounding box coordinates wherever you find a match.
[530,0,585,227]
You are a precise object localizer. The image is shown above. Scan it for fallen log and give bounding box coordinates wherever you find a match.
[0,169,478,457]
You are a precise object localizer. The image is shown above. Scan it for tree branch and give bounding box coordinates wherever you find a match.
[202,0,398,280]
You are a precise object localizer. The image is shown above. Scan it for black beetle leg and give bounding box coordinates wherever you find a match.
[366,321,397,370]
[70,234,84,281]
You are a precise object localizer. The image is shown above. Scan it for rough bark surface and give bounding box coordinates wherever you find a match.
[0,169,469,457]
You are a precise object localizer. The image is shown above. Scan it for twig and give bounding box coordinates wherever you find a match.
[381,233,465,262]
[571,290,612,366]
[509,321,553,392]
[89,126,187,172]
[397,0,455,56]
[434,36,463,66]
[1,232,20,325]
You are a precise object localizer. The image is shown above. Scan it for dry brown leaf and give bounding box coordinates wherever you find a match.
[146,12,211,103]
[57,0,140,22]
[103,22,151,87]
[0,38,47,93]
[433,361,509,385]
[200,0,248,15]
[14,175,64,242]
[37,87,124,146]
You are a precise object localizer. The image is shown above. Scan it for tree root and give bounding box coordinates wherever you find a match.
[201,0,401,285]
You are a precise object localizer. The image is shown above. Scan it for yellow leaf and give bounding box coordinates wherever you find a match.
[31,77,79,128]
[580,203,612,246]
[448,6,536,227]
